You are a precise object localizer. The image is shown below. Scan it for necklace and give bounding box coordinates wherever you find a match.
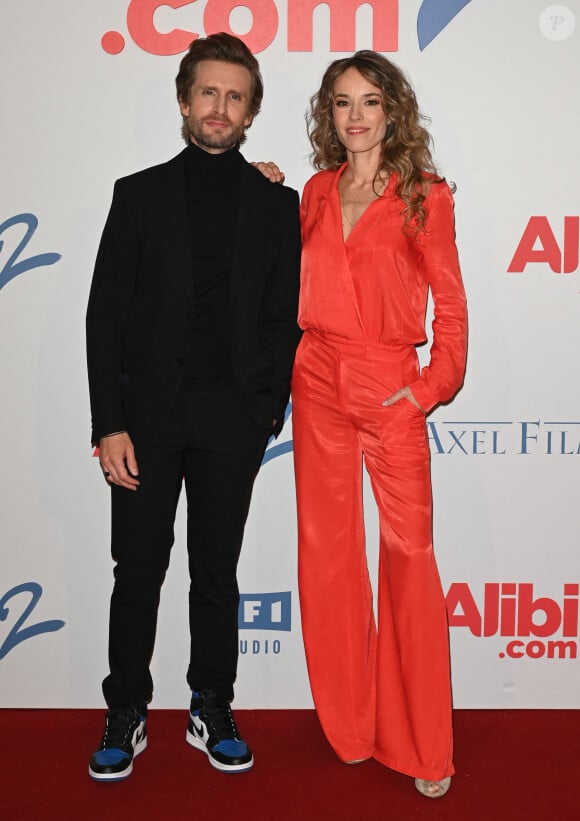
[340,190,381,231]
[339,174,388,236]
[341,194,380,206]
[341,204,364,230]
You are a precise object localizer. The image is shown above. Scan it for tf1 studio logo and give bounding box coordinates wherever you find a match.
[238,591,291,656]
[101,0,474,56]
[446,582,579,660]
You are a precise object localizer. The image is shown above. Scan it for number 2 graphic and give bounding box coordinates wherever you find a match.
[0,583,65,660]
[0,213,61,291]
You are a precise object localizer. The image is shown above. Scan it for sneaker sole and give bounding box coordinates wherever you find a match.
[88,736,147,782]
[185,729,254,773]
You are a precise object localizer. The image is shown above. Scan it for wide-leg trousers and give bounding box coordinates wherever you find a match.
[292,330,454,781]
[102,382,270,708]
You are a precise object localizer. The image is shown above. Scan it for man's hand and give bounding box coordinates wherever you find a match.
[382,386,425,413]
[251,161,285,184]
[99,432,140,490]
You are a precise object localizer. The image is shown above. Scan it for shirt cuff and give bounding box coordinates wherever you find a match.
[408,378,437,414]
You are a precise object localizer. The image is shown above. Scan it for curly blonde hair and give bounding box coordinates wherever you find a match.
[307,51,439,229]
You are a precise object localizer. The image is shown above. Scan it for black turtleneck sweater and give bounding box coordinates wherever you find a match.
[183,141,242,384]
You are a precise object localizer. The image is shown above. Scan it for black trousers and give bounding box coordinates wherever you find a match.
[102,383,271,707]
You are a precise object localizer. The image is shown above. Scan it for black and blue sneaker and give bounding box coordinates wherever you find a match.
[89,704,147,781]
[186,690,253,773]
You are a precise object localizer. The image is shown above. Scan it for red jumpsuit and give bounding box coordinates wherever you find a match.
[292,166,467,780]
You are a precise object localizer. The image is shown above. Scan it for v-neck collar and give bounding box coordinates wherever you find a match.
[335,163,394,244]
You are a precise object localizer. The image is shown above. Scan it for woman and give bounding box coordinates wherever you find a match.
[291,52,467,798]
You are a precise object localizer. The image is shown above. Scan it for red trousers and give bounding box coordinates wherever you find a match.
[292,330,454,780]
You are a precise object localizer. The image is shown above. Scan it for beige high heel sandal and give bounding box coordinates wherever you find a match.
[414,777,451,798]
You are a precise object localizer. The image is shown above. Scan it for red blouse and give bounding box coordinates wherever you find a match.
[299,165,468,412]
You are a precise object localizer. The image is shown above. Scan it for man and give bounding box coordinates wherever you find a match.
[86,32,301,781]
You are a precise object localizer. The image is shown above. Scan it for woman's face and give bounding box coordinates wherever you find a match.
[332,67,388,160]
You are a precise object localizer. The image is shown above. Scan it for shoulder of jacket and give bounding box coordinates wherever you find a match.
[114,150,186,189]
[302,169,338,202]
[305,168,337,189]
[244,159,298,197]
[422,174,453,202]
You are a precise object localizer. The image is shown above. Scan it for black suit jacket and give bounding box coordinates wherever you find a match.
[86,148,301,446]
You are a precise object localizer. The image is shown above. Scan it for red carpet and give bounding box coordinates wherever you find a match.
[2,709,578,820]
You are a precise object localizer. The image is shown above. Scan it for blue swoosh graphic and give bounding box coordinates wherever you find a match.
[417,0,474,50]
[262,402,294,465]
[262,439,293,465]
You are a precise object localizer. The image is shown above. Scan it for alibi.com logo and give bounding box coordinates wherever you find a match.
[509,216,579,275]
[238,591,291,656]
[101,0,473,56]
[446,582,579,661]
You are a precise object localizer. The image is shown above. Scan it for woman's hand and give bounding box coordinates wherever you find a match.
[251,161,285,184]
[382,386,425,413]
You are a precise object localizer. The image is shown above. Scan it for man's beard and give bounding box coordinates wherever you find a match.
[189,115,245,151]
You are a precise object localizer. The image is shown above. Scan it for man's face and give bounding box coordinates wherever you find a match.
[179,60,254,154]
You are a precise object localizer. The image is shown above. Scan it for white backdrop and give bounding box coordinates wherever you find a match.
[1,0,579,709]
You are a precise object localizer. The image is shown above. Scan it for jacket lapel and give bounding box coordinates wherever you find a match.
[230,160,264,304]
[156,150,193,296]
